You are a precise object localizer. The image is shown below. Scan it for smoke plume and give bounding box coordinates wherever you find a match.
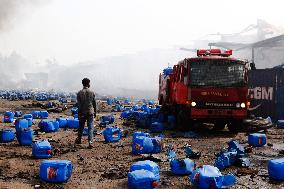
[0,0,48,31]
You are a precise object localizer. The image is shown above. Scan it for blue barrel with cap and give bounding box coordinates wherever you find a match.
[128,170,159,189]
[39,120,59,133]
[190,165,224,189]
[130,160,160,180]
[3,111,14,123]
[170,158,194,175]
[132,136,154,155]
[103,127,121,143]
[17,128,33,146]
[31,111,41,119]
[56,118,68,128]
[40,160,73,183]
[32,140,52,159]
[0,129,15,143]
[15,118,29,133]
[248,133,267,147]
[67,119,79,129]
[268,158,284,181]
[40,111,49,119]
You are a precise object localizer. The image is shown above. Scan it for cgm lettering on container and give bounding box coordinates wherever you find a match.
[248,87,273,100]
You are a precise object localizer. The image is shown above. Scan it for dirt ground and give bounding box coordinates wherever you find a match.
[0,99,284,189]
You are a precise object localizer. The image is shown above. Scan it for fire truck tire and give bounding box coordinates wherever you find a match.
[177,109,189,130]
[213,121,226,131]
[159,96,164,105]
[227,120,243,133]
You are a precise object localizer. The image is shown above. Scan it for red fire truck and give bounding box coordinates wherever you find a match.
[158,49,249,132]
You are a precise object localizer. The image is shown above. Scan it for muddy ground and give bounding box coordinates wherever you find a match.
[0,99,283,189]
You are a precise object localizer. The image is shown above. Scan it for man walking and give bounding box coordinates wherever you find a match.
[75,78,96,148]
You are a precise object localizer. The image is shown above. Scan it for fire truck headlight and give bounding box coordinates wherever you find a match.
[236,103,240,108]
[241,102,246,108]
[191,101,197,107]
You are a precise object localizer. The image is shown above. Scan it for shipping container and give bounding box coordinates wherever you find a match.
[248,68,284,120]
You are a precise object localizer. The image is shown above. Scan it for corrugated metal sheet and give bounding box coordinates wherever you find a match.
[248,68,284,120]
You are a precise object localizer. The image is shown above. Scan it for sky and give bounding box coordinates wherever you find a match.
[0,0,283,65]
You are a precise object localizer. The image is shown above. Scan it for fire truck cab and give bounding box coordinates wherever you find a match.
[159,49,249,132]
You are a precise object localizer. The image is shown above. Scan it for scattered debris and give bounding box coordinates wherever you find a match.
[184,144,201,159]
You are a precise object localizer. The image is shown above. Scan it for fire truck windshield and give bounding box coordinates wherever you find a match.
[190,60,246,87]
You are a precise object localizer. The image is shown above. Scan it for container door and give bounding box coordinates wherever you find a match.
[248,69,279,120]
[276,69,284,120]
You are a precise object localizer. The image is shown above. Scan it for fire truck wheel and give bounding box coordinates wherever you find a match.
[177,109,189,131]
[227,120,242,133]
[213,121,226,131]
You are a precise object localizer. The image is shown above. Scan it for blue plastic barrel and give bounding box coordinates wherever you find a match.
[17,128,33,146]
[132,136,154,155]
[39,120,59,133]
[190,165,223,189]
[15,119,29,133]
[40,160,72,183]
[151,137,162,154]
[32,140,52,159]
[0,129,15,143]
[99,121,109,127]
[31,111,41,119]
[132,132,150,140]
[276,120,284,129]
[248,133,267,147]
[3,111,14,123]
[71,107,78,115]
[130,160,160,179]
[268,158,284,181]
[102,115,115,124]
[107,98,113,105]
[214,151,237,170]
[23,114,33,119]
[14,111,22,117]
[120,111,130,119]
[132,105,139,111]
[40,111,49,119]
[103,127,121,143]
[170,159,194,175]
[25,118,33,127]
[128,170,159,189]
[67,119,79,129]
[228,140,245,157]
[56,118,68,128]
